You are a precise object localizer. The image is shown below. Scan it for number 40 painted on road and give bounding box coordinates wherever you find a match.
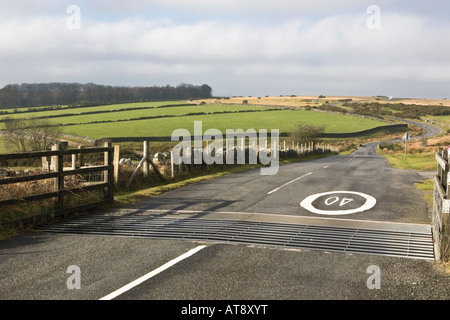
[300,191,377,216]
[324,196,354,207]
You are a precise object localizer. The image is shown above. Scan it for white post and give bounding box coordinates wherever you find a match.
[51,144,58,172]
[170,150,175,178]
[143,141,149,178]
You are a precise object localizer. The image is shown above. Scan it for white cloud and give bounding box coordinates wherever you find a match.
[0,1,449,98]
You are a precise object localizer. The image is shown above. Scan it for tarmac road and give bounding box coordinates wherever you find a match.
[0,119,448,304]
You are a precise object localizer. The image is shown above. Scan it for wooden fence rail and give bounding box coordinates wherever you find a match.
[433,147,450,261]
[0,142,114,227]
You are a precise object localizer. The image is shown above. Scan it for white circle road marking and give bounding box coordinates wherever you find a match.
[300,191,377,215]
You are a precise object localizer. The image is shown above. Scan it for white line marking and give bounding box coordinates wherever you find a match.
[300,191,376,215]
[267,172,312,195]
[99,245,207,300]
[323,165,329,169]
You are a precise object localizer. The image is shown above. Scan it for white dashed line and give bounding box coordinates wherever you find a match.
[267,172,313,195]
[99,245,207,300]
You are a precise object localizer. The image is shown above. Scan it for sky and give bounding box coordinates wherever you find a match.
[0,0,449,99]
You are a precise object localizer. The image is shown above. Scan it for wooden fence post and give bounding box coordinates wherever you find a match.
[170,150,175,178]
[206,141,209,172]
[113,145,120,187]
[188,146,193,171]
[104,142,113,203]
[103,142,110,183]
[42,156,49,172]
[78,145,85,167]
[51,145,57,172]
[71,153,77,170]
[143,141,149,178]
[52,144,64,212]
[179,148,183,175]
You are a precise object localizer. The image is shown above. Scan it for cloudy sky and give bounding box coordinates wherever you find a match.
[1,0,449,98]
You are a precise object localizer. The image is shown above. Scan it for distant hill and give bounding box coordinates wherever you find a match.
[0,82,212,108]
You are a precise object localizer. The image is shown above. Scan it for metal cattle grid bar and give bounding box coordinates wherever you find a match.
[41,215,435,260]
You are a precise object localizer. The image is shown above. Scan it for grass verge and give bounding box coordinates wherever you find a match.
[381,152,437,171]
[415,179,434,209]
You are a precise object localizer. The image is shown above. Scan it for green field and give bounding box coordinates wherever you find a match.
[36,104,279,126]
[428,115,450,126]
[0,100,387,140]
[63,109,386,139]
[0,101,181,118]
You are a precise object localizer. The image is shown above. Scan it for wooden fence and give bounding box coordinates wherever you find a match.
[117,139,336,185]
[0,142,114,227]
[0,139,334,228]
[433,147,450,261]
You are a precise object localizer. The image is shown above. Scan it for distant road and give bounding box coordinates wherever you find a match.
[387,117,442,141]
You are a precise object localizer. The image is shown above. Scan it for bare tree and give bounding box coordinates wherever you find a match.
[2,116,28,152]
[27,119,62,151]
[290,123,325,144]
[2,117,62,152]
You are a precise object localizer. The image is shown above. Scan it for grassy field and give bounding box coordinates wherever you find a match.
[35,104,279,126]
[0,100,387,137]
[60,108,386,139]
[1,97,448,152]
[0,138,18,154]
[0,101,182,118]
[428,115,450,126]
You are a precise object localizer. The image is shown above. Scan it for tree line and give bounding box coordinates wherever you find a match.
[0,82,213,108]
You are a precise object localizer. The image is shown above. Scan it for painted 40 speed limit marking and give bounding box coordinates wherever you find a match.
[300,191,377,215]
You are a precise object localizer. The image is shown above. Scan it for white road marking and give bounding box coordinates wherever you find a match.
[300,191,377,215]
[267,172,313,195]
[323,165,329,169]
[99,245,207,300]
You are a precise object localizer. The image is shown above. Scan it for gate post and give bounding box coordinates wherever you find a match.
[113,145,120,188]
[433,149,450,261]
[104,142,114,203]
[143,141,149,178]
[52,143,64,212]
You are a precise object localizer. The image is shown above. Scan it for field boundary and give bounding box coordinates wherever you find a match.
[93,124,408,145]
[320,124,408,138]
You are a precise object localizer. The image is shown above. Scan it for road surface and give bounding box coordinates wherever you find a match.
[0,120,448,305]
